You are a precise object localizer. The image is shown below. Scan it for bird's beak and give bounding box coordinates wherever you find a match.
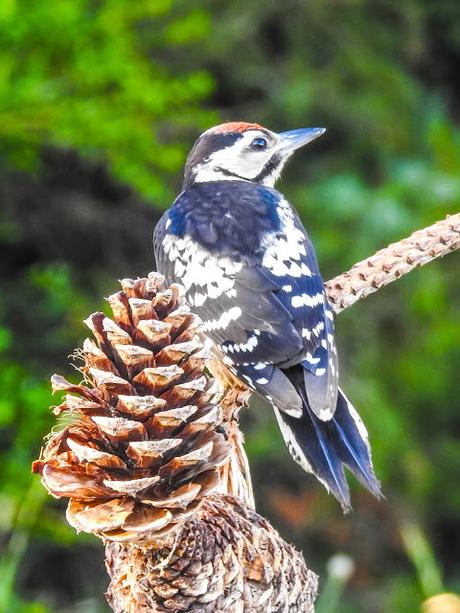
[278,127,326,154]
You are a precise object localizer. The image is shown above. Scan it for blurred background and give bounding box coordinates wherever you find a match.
[1,1,460,611]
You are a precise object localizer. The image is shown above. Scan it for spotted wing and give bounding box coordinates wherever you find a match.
[154,194,338,420]
[242,204,338,420]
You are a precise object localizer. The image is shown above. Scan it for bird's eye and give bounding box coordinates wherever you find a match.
[250,137,268,151]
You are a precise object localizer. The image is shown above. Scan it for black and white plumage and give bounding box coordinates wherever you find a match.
[154,122,381,510]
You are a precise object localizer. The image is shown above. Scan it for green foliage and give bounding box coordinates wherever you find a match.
[401,522,444,598]
[0,265,96,611]
[0,0,215,200]
[1,0,460,611]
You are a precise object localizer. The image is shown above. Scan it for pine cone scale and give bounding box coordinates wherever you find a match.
[33,274,233,542]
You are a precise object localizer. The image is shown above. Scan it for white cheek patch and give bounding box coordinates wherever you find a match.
[193,131,277,182]
[193,166,239,183]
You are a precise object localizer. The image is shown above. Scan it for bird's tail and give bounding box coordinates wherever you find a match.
[274,375,381,511]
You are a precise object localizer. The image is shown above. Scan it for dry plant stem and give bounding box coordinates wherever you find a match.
[33,213,460,613]
[326,213,460,313]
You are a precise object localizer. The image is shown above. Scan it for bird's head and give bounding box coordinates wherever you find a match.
[183,121,325,189]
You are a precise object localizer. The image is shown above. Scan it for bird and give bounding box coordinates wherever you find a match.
[153,121,381,510]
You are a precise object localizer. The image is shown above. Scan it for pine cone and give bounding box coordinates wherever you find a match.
[32,272,318,611]
[105,495,317,613]
[33,273,231,542]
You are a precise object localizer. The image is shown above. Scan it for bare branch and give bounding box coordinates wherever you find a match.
[326,213,460,313]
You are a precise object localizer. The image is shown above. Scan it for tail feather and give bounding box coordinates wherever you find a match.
[330,391,381,498]
[274,377,381,511]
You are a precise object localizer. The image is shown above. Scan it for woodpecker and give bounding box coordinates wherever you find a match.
[153,122,381,510]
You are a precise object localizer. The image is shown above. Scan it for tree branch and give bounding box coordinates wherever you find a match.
[326,213,460,313]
